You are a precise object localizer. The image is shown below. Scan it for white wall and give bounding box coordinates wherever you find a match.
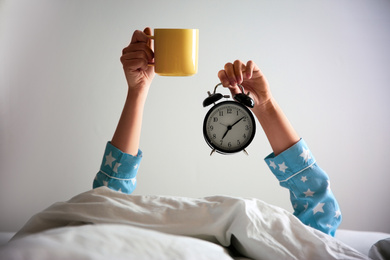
[1,0,389,233]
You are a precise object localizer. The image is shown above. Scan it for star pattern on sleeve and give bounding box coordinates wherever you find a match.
[105,152,116,167]
[269,161,277,169]
[104,152,122,173]
[303,188,315,197]
[278,162,288,173]
[313,202,325,215]
[334,210,341,218]
[113,162,121,173]
[300,147,312,163]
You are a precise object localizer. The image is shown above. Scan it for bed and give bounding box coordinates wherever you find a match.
[1,187,389,260]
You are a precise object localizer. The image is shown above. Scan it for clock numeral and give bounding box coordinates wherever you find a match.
[237,140,241,145]
[220,140,223,145]
[243,133,247,139]
[213,117,218,122]
[245,125,250,130]
[219,111,224,116]
[227,108,232,114]
[212,134,217,139]
[209,125,214,131]
[228,142,232,148]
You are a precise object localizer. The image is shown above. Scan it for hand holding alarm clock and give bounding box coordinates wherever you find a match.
[202,60,273,155]
[217,60,272,113]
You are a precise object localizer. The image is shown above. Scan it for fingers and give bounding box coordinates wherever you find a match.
[233,60,245,84]
[217,69,231,88]
[217,61,242,96]
[143,27,152,36]
[217,61,241,88]
[122,42,154,61]
[123,28,154,59]
[120,51,150,71]
[130,28,151,44]
[218,60,257,87]
[121,28,154,71]
[244,60,255,79]
[143,27,154,51]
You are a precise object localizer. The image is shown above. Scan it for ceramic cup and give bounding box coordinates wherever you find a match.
[149,28,199,76]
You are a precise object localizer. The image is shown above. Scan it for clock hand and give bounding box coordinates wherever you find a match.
[222,117,245,139]
[231,117,245,127]
[222,125,232,139]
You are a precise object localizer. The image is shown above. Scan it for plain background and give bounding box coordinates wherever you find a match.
[1,0,389,233]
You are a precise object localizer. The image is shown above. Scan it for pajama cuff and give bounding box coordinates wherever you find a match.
[264,138,316,182]
[99,142,142,180]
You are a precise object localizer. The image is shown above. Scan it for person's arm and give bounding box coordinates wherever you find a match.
[218,60,299,155]
[218,60,342,236]
[112,27,155,156]
[93,28,155,193]
[264,139,342,236]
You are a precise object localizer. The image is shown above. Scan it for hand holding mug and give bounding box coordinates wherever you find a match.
[120,27,155,91]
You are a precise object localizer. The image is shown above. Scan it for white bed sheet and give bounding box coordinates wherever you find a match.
[1,228,389,259]
[0,232,14,246]
[1,224,235,260]
[1,187,386,259]
[1,229,389,255]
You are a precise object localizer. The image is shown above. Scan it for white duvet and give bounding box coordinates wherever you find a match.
[1,187,368,260]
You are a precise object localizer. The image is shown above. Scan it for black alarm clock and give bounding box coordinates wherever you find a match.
[202,83,256,155]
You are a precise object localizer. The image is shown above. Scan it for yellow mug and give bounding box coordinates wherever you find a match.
[149,28,199,76]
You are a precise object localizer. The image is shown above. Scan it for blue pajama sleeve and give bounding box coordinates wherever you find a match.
[93,142,142,194]
[264,139,342,236]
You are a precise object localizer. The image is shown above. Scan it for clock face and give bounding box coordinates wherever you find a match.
[203,101,256,154]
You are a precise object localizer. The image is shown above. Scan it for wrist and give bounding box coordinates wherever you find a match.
[253,96,300,155]
[127,87,149,103]
[252,96,277,118]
